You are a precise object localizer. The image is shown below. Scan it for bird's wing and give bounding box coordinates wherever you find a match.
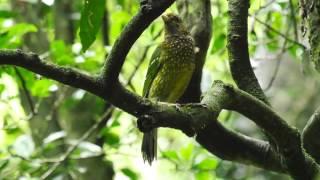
[142,46,163,97]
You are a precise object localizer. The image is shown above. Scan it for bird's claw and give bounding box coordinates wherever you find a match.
[137,114,157,133]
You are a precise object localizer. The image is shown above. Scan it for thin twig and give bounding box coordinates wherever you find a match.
[125,29,163,91]
[288,0,299,42]
[264,6,298,91]
[253,17,305,48]
[45,86,68,122]
[14,67,36,115]
[263,41,287,91]
[254,0,276,15]
[40,107,114,179]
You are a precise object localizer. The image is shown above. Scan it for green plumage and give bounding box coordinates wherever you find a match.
[141,13,195,164]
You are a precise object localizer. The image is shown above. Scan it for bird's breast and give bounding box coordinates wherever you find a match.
[149,62,195,102]
[148,35,195,102]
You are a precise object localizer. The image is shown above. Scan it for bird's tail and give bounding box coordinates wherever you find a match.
[141,128,157,165]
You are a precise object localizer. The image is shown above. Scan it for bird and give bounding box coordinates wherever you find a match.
[141,13,196,165]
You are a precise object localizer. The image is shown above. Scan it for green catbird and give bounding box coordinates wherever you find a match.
[141,13,196,164]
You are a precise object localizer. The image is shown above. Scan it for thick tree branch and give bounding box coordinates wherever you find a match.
[177,0,212,103]
[210,81,319,179]
[227,0,268,103]
[196,120,286,173]
[304,0,320,71]
[227,0,279,164]
[303,106,320,164]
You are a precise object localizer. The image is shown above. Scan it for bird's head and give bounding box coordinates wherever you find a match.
[162,13,189,37]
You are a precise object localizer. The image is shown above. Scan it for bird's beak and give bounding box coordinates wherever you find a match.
[162,14,169,23]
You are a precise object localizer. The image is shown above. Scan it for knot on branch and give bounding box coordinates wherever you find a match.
[139,0,172,14]
[140,0,152,14]
[229,34,242,41]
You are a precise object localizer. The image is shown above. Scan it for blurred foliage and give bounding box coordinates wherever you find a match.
[0,0,318,179]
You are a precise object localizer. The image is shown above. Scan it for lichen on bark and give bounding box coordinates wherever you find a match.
[307,0,320,71]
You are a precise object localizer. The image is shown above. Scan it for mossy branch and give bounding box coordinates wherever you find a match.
[227,0,268,103]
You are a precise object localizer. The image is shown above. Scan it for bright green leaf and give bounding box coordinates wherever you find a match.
[0,23,37,48]
[80,0,106,51]
[194,159,218,170]
[100,129,120,146]
[50,40,74,65]
[179,143,194,161]
[0,10,16,18]
[121,168,138,180]
[212,33,226,53]
[0,159,9,172]
[162,150,180,162]
[0,83,5,93]
[30,79,53,97]
[195,171,215,180]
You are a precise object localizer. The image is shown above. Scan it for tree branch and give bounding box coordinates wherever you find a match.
[227,0,268,103]
[101,0,175,89]
[14,67,36,114]
[303,106,320,164]
[210,81,319,179]
[253,17,305,49]
[138,81,288,174]
[0,49,105,98]
[177,0,213,103]
[196,120,286,173]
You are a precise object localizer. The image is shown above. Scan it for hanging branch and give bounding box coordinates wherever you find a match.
[14,67,36,115]
[40,107,114,179]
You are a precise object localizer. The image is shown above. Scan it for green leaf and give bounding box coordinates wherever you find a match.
[0,23,37,48]
[116,0,125,6]
[0,159,9,171]
[50,40,74,65]
[194,159,218,170]
[162,150,180,162]
[0,10,17,18]
[0,83,5,94]
[100,129,120,146]
[30,79,53,97]
[121,168,138,180]
[179,143,194,161]
[212,33,226,53]
[80,0,106,51]
[195,171,215,180]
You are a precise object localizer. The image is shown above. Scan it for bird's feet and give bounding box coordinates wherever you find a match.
[137,114,157,133]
